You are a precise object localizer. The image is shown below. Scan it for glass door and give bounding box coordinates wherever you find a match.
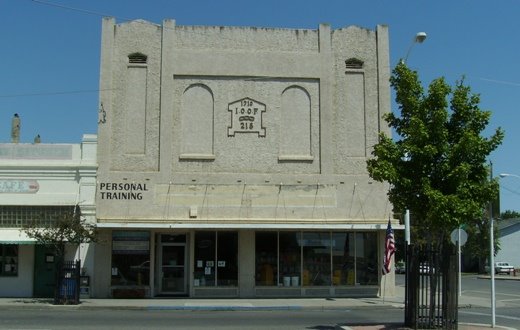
[159,234,187,295]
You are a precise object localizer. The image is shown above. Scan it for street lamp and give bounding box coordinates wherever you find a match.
[404,32,427,63]
[487,172,519,327]
[401,30,425,238]
[499,173,520,179]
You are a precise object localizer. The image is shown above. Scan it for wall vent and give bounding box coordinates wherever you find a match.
[345,58,364,69]
[128,52,148,64]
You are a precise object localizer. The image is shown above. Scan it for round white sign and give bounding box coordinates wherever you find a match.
[450,228,468,246]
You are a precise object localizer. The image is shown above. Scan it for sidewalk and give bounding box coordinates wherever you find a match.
[0,295,404,311]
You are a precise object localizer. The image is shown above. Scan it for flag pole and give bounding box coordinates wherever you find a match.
[382,221,386,304]
[382,272,386,303]
[382,215,395,304]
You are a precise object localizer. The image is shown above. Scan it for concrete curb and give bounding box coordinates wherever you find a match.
[477,275,520,281]
[145,305,303,311]
[460,323,517,330]
[338,323,517,330]
[76,302,400,311]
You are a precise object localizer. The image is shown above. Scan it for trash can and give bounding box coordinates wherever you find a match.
[60,278,76,298]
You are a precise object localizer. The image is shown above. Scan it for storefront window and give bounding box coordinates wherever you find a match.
[194,231,215,286]
[111,231,150,286]
[254,231,379,288]
[217,232,238,286]
[355,232,378,285]
[332,233,355,285]
[255,232,277,286]
[279,231,301,287]
[0,244,18,277]
[302,232,331,286]
[194,231,238,287]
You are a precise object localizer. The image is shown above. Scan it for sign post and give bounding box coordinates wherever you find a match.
[451,228,468,297]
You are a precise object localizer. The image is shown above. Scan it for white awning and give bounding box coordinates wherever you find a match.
[0,229,36,244]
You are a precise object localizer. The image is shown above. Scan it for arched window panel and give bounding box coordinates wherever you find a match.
[279,86,313,161]
[180,84,215,160]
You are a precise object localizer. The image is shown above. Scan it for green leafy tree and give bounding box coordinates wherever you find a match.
[462,217,500,273]
[367,62,504,246]
[501,210,520,219]
[462,208,517,272]
[22,209,98,264]
[23,210,97,304]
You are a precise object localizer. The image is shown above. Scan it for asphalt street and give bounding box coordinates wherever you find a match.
[0,274,517,329]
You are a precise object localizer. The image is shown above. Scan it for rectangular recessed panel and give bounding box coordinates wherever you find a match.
[345,72,365,157]
[125,66,147,155]
[193,288,238,297]
[334,287,378,297]
[255,288,301,297]
[304,288,330,296]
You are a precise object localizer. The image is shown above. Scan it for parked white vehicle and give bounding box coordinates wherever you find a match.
[395,261,406,274]
[419,263,435,275]
[494,262,514,275]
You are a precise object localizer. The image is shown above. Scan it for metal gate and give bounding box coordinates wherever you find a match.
[54,260,80,305]
[405,244,458,329]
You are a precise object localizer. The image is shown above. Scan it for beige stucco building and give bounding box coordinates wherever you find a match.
[93,18,395,298]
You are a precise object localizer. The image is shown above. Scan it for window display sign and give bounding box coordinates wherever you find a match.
[112,231,150,255]
[194,231,238,287]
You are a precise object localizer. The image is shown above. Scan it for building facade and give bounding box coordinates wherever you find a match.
[94,18,395,298]
[0,134,97,297]
[496,218,520,269]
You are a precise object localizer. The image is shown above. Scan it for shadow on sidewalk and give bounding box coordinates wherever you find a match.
[337,323,410,330]
[12,298,54,305]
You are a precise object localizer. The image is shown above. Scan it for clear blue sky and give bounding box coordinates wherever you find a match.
[1,0,519,213]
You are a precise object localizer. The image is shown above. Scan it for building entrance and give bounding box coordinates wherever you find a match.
[33,245,57,298]
[157,234,188,295]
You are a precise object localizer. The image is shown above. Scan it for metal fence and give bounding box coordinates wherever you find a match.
[405,244,458,329]
[55,260,80,305]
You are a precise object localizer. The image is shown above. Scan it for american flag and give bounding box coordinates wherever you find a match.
[382,218,395,275]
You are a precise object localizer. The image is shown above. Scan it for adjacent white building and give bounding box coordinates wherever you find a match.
[0,134,97,297]
[92,18,395,298]
[496,218,520,269]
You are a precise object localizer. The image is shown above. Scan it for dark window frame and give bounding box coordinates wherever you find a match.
[0,244,19,277]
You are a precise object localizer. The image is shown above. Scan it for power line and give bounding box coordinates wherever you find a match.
[31,0,131,20]
[502,185,520,196]
[29,0,318,36]
[21,0,319,101]
[480,78,520,87]
[0,89,117,98]
[31,0,171,27]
